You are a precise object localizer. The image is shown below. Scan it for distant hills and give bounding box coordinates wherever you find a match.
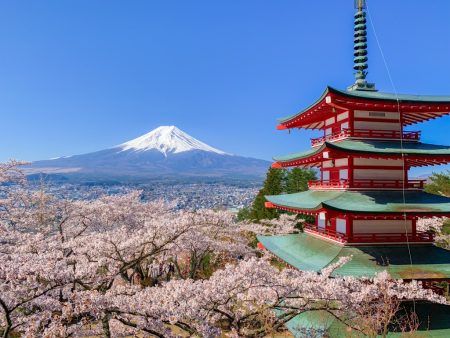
[27,126,271,183]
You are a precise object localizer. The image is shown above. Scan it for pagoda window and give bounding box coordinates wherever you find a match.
[336,218,347,234]
[339,169,348,180]
[325,127,333,136]
[341,121,349,131]
[318,212,326,229]
[322,171,330,181]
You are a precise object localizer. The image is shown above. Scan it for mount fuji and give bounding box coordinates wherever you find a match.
[28,126,270,182]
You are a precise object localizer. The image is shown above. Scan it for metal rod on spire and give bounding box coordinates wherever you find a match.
[355,0,366,11]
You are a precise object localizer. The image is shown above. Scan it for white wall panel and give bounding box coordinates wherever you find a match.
[337,111,349,121]
[354,111,400,120]
[353,220,412,234]
[325,117,336,126]
[335,158,348,167]
[353,169,403,180]
[354,158,403,166]
[354,121,401,131]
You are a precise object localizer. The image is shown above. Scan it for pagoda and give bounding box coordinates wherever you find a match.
[258,0,450,335]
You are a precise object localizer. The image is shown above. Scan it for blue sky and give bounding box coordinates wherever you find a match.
[1,0,449,175]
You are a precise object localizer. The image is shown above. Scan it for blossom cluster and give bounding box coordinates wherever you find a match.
[0,161,446,337]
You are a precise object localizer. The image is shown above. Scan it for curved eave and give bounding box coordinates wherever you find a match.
[267,199,450,216]
[329,86,450,104]
[265,190,450,215]
[276,87,333,130]
[272,140,450,168]
[326,140,450,162]
[328,87,450,126]
[277,86,450,130]
[272,144,327,168]
[257,233,450,280]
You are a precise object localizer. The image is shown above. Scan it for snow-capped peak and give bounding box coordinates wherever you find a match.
[118,126,227,156]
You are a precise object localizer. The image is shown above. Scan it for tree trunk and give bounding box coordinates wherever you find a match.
[102,313,111,338]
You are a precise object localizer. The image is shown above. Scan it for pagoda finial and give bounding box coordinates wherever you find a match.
[348,0,377,91]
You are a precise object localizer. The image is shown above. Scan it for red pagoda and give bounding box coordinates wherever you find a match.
[258,0,450,334]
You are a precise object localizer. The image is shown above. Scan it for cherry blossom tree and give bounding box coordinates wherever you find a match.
[417,217,450,249]
[0,161,447,337]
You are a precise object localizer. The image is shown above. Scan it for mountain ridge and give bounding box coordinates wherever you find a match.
[28,126,270,182]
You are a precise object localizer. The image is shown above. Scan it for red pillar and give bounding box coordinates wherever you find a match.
[412,218,417,238]
[349,109,355,135]
[346,215,353,241]
[348,156,354,187]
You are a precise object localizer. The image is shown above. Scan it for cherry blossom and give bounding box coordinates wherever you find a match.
[0,161,447,337]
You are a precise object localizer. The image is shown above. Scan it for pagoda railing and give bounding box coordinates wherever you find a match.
[311,130,350,147]
[303,223,434,244]
[350,232,434,243]
[308,180,350,189]
[353,179,425,189]
[310,129,421,147]
[308,179,426,190]
[303,223,347,243]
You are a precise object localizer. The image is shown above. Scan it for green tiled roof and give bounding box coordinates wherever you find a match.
[285,302,450,337]
[327,140,450,156]
[278,86,450,124]
[257,233,450,279]
[273,140,450,163]
[265,190,450,214]
[331,86,450,104]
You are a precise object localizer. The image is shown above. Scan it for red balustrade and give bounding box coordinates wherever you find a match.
[350,232,434,243]
[303,223,434,244]
[308,180,349,189]
[310,130,350,147]
[353,179,425,189]
[351,129,421,140]
[310,129,420,146]
[303,223,347,242]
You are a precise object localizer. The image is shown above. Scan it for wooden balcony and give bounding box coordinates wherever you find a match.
[303,223,434,244]
[308,179,426,190]
[310,129,421,147]
[353,179,425,189]
[308,180,350,189]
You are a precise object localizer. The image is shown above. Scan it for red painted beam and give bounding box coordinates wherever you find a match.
[265,201,275,209]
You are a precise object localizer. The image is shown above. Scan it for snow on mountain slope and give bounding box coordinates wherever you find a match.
[28,125,270,181]
[118,126,227,156]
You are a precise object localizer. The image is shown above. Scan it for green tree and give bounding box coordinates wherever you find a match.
[285,167,317,193]
[249,168,286,221]
[424,171,450,197]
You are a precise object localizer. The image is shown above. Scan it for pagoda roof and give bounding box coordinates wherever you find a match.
[273,139,450,167]
[265,190,450,215]
[277,86,450,129]
[331,86,450,105]
[257,233,450,279]
[285,302,450,337]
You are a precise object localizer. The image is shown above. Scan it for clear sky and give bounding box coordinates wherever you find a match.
[1,0,449,175]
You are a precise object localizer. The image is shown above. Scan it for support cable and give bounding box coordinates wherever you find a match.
[366,0,416,312]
